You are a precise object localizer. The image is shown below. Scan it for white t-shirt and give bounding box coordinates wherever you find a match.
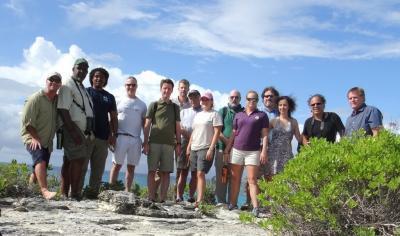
[116,96,147,137]
[191,110,222,151]
[180,107,202,142]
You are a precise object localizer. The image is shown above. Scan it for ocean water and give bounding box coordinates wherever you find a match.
[49,166,247,205]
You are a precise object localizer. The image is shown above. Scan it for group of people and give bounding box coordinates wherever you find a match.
[21,58,383,217]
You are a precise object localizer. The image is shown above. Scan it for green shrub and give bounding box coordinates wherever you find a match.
[0,160,30,197]
[132,183,148,198]
[239,211,255,224]
[258,130,400,235]
[198,202,217,217]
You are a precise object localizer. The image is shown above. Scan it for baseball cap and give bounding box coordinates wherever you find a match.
[201,92,213,100]
[188,89,200,97]
[74,58,89,66]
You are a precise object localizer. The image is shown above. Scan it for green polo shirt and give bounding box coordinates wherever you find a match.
[146,99,180,146]
[216,106,243,150]
[21,90,58,152]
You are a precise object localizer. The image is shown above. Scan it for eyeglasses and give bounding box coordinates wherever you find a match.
[310,102,322,107]
[47,77,61,83]
[125,83,137,87]
[246,97,258,102]
[264,94,274,98]
[230,96,239,99]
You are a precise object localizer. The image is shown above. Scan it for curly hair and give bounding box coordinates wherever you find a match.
[89,67,109,87]
[277,96,296,118]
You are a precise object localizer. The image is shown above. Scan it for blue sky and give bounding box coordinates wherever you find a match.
[1,0,400,171]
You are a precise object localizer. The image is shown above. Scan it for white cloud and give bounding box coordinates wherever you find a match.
[62,0,400,59]
[64,0,157,29]
[0,37,230,172]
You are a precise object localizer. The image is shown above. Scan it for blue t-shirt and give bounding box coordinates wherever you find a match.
[86,87,117,140]
[345,103,383,136]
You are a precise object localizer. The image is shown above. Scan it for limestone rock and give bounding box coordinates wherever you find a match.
[0,193,270,235]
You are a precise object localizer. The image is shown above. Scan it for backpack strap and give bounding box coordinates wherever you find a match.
[221,106,228,133]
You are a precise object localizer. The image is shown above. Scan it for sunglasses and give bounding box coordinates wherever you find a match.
[125,83,137,87]
[264,94,274,98]
[246,97,258,102]
[230,96,239,99]
[310,102,322,107]
[47,77,61,83]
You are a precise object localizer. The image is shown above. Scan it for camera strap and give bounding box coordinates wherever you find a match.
[72,79,93,117]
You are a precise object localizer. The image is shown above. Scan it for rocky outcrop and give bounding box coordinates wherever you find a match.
[98,190,202,219]
[0,191,269,235]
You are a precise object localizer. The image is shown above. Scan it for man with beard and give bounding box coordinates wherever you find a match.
[214,89,244,205]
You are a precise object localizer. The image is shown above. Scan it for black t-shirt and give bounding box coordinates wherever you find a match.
[303,112,345,143]
[86,87,117,140]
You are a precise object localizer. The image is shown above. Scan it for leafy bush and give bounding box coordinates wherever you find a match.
[0,160,30,197]
[258,130,400,235]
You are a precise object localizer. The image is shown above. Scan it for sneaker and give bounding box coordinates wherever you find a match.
[187,197,195,203]
[252,207,259,217]
[215,202,225,207]
[228,204,238,211]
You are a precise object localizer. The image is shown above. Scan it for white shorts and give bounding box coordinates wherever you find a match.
[113,135,142,166]
[230,148,260,166]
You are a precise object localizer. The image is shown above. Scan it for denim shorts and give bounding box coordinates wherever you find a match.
[26,145,50,168]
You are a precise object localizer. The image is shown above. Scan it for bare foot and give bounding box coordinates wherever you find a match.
[42,190,57,200]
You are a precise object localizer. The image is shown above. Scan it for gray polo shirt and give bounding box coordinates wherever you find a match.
[345,103,383,136]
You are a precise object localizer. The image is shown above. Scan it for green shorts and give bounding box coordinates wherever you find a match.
[62,126,89,160]
[148,143,175,173]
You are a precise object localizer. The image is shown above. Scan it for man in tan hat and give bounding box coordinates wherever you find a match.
[21,72,62,200]
[58,58,94,200]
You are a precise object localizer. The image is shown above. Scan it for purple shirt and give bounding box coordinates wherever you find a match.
[233,110,269,151]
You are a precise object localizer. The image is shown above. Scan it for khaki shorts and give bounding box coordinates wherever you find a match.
[148,143,174,173]
[63,126,89,160]
[230,148,260,166]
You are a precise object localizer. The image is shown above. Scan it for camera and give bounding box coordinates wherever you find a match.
[56,128,63,149]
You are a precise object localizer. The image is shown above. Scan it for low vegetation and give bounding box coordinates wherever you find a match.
[0,160,31,197]
[258,130,400,235]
